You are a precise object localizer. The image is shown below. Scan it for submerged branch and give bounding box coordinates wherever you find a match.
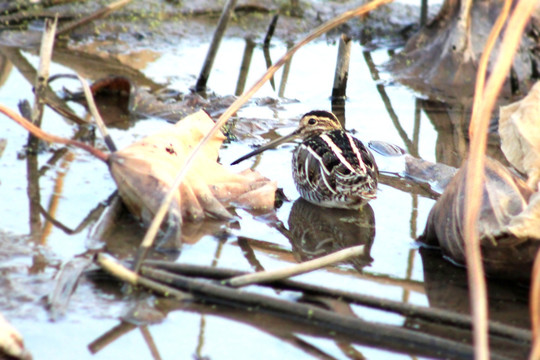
[139,265,484,359]
[142,259,530,344]
[96,254,191,300]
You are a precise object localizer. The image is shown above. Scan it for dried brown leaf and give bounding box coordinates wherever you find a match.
[108,110,277,225]
[499,81,540,190]
[421,157,539,280]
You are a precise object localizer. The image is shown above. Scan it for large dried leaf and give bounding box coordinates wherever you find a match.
[499,80,540,190]
[421,157,540,280]
[108,110,277,227]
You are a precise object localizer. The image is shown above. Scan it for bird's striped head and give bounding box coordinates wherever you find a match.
[230,110,342,165]
[296,110,342,139]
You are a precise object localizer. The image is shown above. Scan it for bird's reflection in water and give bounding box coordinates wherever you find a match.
[279,198,375,272]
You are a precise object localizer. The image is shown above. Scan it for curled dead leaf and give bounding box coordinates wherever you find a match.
[420,157,540,280]
[0,102,276,248]
[499,80,540,190]
[108,110,277,226]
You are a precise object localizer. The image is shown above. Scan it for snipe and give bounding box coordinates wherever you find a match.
[232,110,378,209]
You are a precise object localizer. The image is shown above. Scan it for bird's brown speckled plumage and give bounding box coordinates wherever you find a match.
[232,110,378,209]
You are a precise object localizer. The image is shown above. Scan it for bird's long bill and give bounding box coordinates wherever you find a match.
[231,130,299,165]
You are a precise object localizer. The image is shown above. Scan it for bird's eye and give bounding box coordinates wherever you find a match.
[308,118,317,125]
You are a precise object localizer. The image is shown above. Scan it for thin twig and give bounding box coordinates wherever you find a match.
[363,50,416,155]
[139,326,162,360]
[1,47,86,125]
[88,321,137,354]
[464,2,535,360]
[0,103,109,162]
[77,74,117,152]
[38,192,113,235]
[132,0,393,275]
[227,245,364,287]
[96,253,191,300]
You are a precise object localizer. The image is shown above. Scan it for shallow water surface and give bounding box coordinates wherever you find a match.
[0,32,529,360]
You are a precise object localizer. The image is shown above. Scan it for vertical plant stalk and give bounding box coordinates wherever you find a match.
[331,34,352,100]
[26,17,57,240]
[132,0,394,273]
[419,0,428,26]
[31,16,57,128]
[235,37,256,96]
[278,42,294,97]
[263,14,279,47]
[40,152,75,245]
[195,0,238,92]
[464,1,533,359]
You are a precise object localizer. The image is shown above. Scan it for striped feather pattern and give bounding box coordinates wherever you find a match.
[231,110,379,209]
[293,129,378,209]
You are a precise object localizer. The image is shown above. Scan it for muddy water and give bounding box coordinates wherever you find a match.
[0,36,529,359]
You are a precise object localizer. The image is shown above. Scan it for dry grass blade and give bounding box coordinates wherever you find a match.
[227,245,365,287]
[465,2,537,359]
[0,103,108,162]
[469,0,511,133]
[530,250,540,359]
[133,0,394,273]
